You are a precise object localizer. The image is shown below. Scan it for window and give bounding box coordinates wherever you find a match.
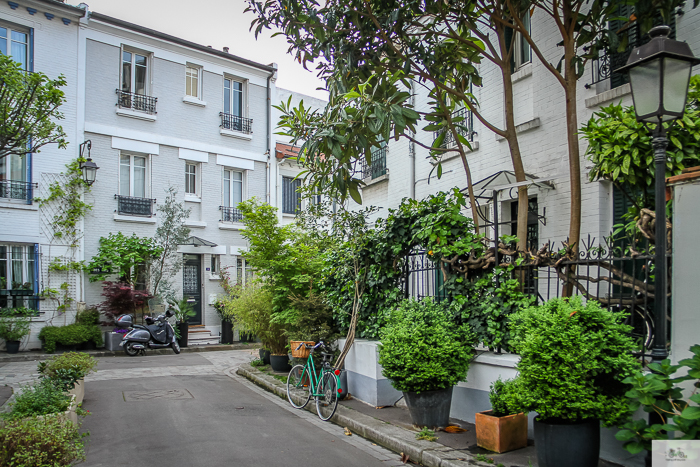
[506,13,531,72]
[0,23,29,70]
[0,153,29,200]
[0,244,36,310]
[185,65,201,98]
[121,49,148,96]
[185,163,197,196]
[224,78,243,117]
[223,169,243,208]
[119,153,148,198]
[210,255,220,276]
[282,176,301,214]
[236,257,253,285]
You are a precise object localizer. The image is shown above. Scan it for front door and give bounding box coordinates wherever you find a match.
[182,254,202,325]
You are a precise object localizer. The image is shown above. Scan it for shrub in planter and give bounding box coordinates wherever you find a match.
[0,307,32,353]
[508,297,639,467]
[38,352,97,396]
[2,379,72,421]
[475,378,528,453]
[616,344,700,455]
[0,416,86,466]
[38,324,104,354]
[74,307,100,325]
[379,299,475,428]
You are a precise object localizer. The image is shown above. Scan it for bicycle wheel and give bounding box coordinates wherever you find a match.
[315,372,339,421]
[287,364,311,409]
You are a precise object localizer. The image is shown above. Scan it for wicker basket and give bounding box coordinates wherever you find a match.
[290,341,315,358]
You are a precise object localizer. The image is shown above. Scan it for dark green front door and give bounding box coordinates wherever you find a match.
[183,254,202,325]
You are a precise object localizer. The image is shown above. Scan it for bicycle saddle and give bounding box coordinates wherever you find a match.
[320,352,334,360]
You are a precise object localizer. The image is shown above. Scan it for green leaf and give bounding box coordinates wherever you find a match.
[348,184,363,205]
[680,406,700,420]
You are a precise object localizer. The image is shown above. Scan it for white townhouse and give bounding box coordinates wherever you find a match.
[0,0,84,349]
[79,8,278,341]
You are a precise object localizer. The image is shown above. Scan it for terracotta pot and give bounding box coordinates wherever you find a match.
[475,410,528,453]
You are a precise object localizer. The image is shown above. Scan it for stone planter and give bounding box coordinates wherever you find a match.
[475,410,528,453]
[67,378,84,405]
[104,332,124,351]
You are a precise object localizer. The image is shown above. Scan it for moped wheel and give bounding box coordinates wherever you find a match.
[171,340,181,354]
[316,372,339,421]
[287,364,311,409]
[124,341,139,357]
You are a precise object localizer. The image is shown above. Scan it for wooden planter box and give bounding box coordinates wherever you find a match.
[475,410,528,453]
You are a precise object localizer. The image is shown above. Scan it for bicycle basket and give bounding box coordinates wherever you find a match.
[290,341,315,358]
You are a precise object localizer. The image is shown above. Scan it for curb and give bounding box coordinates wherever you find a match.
[236,364,494,467]
[0,343,260,363]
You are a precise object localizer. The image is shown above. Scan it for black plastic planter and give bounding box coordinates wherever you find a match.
[259,348,271,364]
[5,340,20,354]
[269,354,291,372]
[221,321,234,344]
[177,322,189,348]
[534,417,600,467]
[403,386,454,429]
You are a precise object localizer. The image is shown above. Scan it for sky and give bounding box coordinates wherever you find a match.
[82,0,328,100]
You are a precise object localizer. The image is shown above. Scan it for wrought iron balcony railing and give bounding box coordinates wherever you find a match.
[220,206,244,223]
[357,147,387,181]
[116,89,158,114]
[220,112,253,134]
[0,180,35,201]
[115,194,155,216]
[433,108,474,149]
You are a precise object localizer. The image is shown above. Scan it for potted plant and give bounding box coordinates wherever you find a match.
[169,297,196,348]
[475,378,528,453]
[378,299,475,429]
[214,298,235,345]
[37,352,98,405]
[0,307,32,354]
[508,297,639,467]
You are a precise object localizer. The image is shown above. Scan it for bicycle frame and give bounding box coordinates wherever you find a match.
[296,353,339,397]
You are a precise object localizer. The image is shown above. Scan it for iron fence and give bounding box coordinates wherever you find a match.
[0,180,35,201]
[357,147,387,180]
[220,112,253,134]
[220,206,244,222]
[116,89,158,114]
[115,194,155,216]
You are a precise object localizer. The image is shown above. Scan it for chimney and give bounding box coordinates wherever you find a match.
[223,47,229,54]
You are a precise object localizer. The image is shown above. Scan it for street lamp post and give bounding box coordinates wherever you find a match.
[618,25,700,363]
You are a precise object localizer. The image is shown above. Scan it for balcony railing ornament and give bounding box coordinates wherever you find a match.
[116,89,158,115]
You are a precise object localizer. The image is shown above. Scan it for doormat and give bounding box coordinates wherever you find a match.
[123,388,194,402]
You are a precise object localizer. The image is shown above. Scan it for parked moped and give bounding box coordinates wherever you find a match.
[117,309,180,356]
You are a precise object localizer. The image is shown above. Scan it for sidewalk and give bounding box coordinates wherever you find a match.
[0,343,260,363]
[237,363,622,467]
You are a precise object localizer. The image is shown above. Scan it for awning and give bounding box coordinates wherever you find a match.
[179,236,218,247]
[461,170,555,201]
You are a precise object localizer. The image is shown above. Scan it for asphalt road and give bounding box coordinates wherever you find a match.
[80,354,395,467]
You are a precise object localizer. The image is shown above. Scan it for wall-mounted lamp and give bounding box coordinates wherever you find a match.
[79,140,99,186]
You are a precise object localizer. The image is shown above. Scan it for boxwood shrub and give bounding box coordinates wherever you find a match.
[0,416,86,466]
[38,324,103,353]
[378,299,475,393]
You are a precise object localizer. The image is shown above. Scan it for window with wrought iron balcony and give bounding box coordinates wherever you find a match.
[0,155,35,204]
[115,154,155,216]
[356,146,388,181]
[220,78,253,138]
[433,108,475,150]
[220,169,245,223]
[116,50,157,118]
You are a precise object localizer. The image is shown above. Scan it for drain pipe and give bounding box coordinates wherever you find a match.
[266,64,278,205]
[409,79,416,200]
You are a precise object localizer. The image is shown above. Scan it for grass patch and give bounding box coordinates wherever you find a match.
[416,427,437,442]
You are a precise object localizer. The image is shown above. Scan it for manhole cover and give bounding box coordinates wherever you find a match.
[123,389,194,402]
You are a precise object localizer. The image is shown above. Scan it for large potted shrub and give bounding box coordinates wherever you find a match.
[475,378,528,453]
[0,307,32,354]
[509,297,639,467]
[378,299,475,429]
[38,352,98,405]
[214,298,235,345]
[169,297,196,347]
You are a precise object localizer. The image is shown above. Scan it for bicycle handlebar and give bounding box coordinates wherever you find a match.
[294,341,326,351]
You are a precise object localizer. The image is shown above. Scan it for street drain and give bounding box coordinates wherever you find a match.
[123,389,194,401]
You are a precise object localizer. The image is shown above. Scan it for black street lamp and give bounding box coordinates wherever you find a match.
[618,25,700,363]
[79,140,99,187]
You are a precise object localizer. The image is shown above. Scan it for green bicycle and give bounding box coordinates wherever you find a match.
[286,341,341,421]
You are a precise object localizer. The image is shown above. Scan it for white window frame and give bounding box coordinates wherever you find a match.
[222,75,247,118]
[222,168,246,209]
[0,244,35,291]
[120,46,151,96]
[235,256,253,286]
[513,13,532,71]
[210,254,221,279]
[0,21,30,71]
[185,63,202,98]
[119,152,150,198]
[185,161,200,199]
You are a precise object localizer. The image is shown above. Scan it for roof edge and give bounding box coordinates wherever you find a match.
[89,12,276,73]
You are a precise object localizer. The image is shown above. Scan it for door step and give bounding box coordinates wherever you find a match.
[187,327,220,346]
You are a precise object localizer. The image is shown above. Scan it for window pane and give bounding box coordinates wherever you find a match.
[232,172,242,205]
[0,246,6,289]
[133,156,146,198]
[135,57,147,95]
[120,155,130,195]
[224,79,231,114]
[11,246,22,287]
[26,247,34,290]
[121,55,132,93]
[0,28,7,56]
[224,170,231,207]
[10,30,27,70]
[521,14,531,65]
[9,154,26,182]
[186,67,198,98]
[135,54,147,67]
[233,81,242,117]
[186,164,196,194]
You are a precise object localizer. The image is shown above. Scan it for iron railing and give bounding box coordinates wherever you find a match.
[433,108,474,149]
[220,206,244,223]
[357,147,387,180]
[116,89,158,114]
[220,112,253,134]
[115,194,155,216]
[0,180,34,201]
